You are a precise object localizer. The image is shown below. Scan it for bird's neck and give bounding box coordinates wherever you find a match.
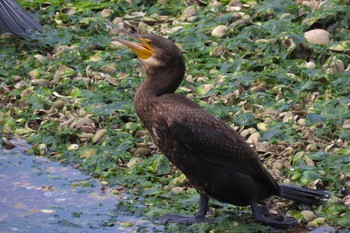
[134,63,184,122]
[138,58,185,97]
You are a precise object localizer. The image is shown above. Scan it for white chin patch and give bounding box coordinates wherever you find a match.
[141,56,162,67]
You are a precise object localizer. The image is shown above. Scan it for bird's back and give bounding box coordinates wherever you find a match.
[136,92,281,205]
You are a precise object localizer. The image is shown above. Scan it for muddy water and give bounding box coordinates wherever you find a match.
[0,139,163,232]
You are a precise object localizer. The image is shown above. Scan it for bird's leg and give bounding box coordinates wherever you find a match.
[250,201,297,228]
[156,193,214,224]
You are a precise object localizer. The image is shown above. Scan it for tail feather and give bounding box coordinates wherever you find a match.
[279,184,329,205]
[0,0,42,36]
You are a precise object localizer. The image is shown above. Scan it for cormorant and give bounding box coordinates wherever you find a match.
[116,30,328,228]
[0,0,42,36]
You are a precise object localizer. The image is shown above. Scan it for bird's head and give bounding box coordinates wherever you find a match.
[115,29,185,94]
[115,30,183,71]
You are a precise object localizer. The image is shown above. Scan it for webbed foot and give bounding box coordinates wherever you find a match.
[156,214,215,225]
[251,202,297,228]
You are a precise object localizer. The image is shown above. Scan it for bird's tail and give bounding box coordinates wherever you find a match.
[279,184,329,205]
[0,0,42,36]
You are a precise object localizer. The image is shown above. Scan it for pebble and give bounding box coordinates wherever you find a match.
[170,174,187,186]
[31,79,50,87]
[304,29,331,45]
[68,144,79,151]
[126,157,143,168]
[343,194,350,207]
[52,99,65,110]
[306,217,325,228]
[182,5,197,21]
[301,210,317,222]
[101,9,113,18]
[329,40,350,53]
[209,0,222,9]
[133,147,151,157]
[171,187,184,194]
[342,119,350,129]
[228,0,242,7]
[93,129,107,144]
[305,61,316,69]
[247,132,260,146]
[227,6,241,11]
[211,25,229,38]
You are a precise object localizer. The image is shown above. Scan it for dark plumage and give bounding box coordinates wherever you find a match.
[116,31,328,227]
[0,0,42,36]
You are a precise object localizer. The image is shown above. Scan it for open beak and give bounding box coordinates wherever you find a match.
[114,28,153,60]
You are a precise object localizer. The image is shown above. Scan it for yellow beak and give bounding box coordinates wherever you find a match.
[115,29,153,60]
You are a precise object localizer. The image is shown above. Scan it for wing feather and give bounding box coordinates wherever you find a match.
[0,0,42,35]
[160,94,280,192]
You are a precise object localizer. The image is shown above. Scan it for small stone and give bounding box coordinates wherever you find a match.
[101,64,117,75]
[182,5,197,21]
[227,6,242,11]
[343,194,350,207]
[231,12,243,22]
[135,130,148,138]
[211,25,229,38]
[343,119,350,129]
[301,210,317,222]
[209,0,222,9]
[328,196,342,204]
[211,45,229,57]
[80,148,96,158]
[171,187,184,194]
[41,209,55,214]
[304,155,315,167]
[109,41,123,49]
[304,29,331,45]
[76,118,95,129]
[126,157,143,168]
[232,221,239,227]
[324,56,345,74]
[329,40,350,53]
[187,16,197,22]
[101,9,113,18]
[34,54,46,63]
[301,1,319,10]
[31,79,50,87]
[257,122,268,131]
[52,99,65,110]
[255,141,269,153]
[306,217,325,228]
[269,209,278,215]
[170,174,187,186]
[68,144,79,150]
[305,61,316,69]
[93,129,107,144]
[112,17,123,26]
[38,144,48,156]
[81,125,95,133]
[297,118,306,126]
[2,138,15,150]
[241,128,257,138]
[228,0,242,7]
[247,132,260,146]
[133,147,151,157]
[272,161,283,170]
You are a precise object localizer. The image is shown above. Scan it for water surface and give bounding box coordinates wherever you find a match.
[0,139,162,232]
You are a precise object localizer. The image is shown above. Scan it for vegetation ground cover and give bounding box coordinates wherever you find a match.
[0,0,349,232]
